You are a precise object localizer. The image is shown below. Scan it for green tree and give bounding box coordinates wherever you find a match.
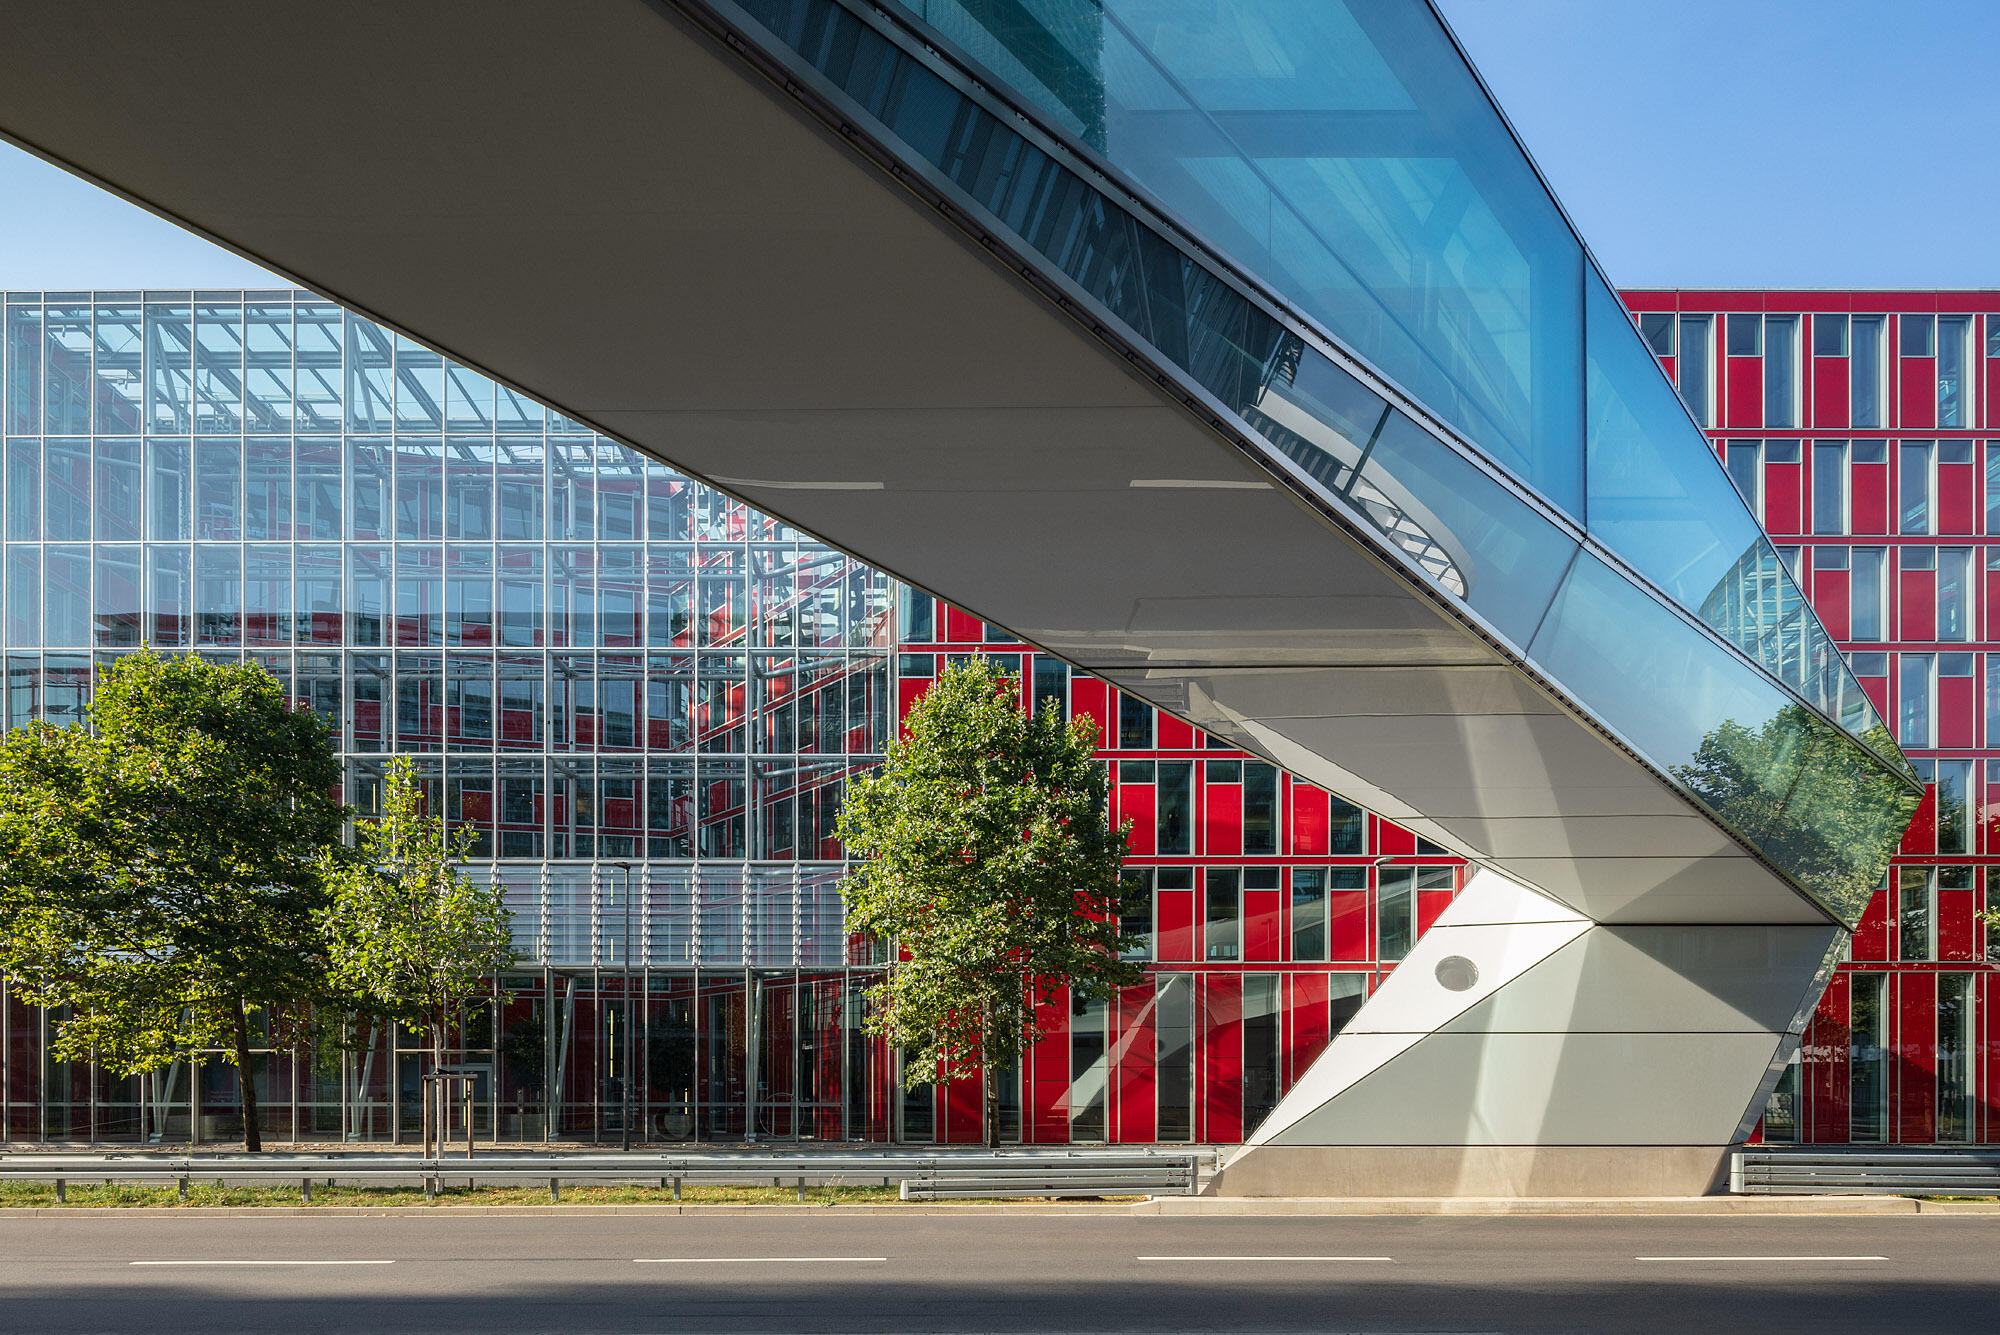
[319,757,517,1157]
[0,651,346,1152]
[837,657,1140,1148]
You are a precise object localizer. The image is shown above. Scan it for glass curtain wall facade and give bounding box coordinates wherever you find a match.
[1627,290,2000,1145]
[0,289,1460,1145]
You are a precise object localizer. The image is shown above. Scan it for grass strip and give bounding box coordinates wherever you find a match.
[0,1181,1136,1208]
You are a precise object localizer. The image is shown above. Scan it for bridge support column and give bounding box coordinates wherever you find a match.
[1213,870,1841,1198]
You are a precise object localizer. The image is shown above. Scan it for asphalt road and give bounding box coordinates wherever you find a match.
[0,1212,1991,1333]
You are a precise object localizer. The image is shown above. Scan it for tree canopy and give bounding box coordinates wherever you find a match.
[320,756,517,1156]
[837,657,1140,1146]
[0,650,347,1150]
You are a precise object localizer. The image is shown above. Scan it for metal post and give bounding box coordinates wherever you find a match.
[615,862,635,1151]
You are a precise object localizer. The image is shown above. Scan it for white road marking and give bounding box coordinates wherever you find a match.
[1635,1255,1888,1263]
[633,1256,887,1264]
[129,1260,396,1267]
[1136,1255,1394,1263]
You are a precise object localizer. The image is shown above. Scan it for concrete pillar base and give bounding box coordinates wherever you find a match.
[1210,1143,1734,1198]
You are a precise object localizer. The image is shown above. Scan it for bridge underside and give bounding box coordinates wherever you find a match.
[0,1,1865,1192]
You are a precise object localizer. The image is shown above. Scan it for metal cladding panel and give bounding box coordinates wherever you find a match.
[1242,871,1838,1153]
[1437,925,1841,1038]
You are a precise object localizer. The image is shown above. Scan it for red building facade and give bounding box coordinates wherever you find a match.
[1622,289,2000,1145]
[890,600,1467,1145]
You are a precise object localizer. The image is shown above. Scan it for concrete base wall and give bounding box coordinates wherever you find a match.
[1212,1144,1734,1198]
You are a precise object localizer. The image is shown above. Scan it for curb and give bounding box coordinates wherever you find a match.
[0,1196,1994,1217]
[0,1203,1141,1218]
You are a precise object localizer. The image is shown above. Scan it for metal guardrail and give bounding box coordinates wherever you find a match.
[1733,1148,2000,1195]
[0,1149,1207,1204]
[899,1158,1198,1200]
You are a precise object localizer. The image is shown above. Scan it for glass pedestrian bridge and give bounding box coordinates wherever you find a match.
[711,0,1916,923]
[0,0,1920,1194]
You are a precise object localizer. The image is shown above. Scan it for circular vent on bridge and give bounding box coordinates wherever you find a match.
[1434,955,1479,992]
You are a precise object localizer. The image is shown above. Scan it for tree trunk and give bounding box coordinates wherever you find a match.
[982,1004,1000,1151]
[230,997,262,1154]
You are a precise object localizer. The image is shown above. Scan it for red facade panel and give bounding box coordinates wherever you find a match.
[1328,888,1368,961]
[1899,357,1936,429]
[1373,819,1415,858]
[1806,975,1851,1143]
[1941,461,1978,534]
[1119,783,1156,856]
[1764,459,1801,535]
[1895,971,1938,1144]
[1291,784,1329,855]
[1287,973,1330,1087]
[1939,886,1980,962]
[1069,677,1109,744]
[1027,989,1069,1144]
[1900,567,1936,641]
[1203,780,1242,857]
[1812,357,1849,428]
[1852,893,1891,963]
[1725,355,1762,427]
[1201,974,1243,1145]
[1940,673,1977,749]
[1112,984,1156,1144]
[1156,890,1196,962]
[1243,890,1283,961]
[1816,568,1851,639]
[1851,457,1888,534]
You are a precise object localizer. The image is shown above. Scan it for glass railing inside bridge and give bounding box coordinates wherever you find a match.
[706,0,1919,917]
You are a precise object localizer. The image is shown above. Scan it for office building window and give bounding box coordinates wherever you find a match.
[1761,1052,1799,1144]
[1377,866,1416,962]
[1852,315,1885,427]
[1900,865,1934,961]
[1727,313,1762,357]
[1765,314,1797,427]
[1677,315,1711,425]
[1849,971,1888,1142]
[1243,761,1278,855]
[1938,973,1975,1142]
[1902,313,1936,358]
[1936,756,1972,854]
[1900,653,1933,748]
[1851,548,1886,641]
[1987,446,2000,534]
[1154,974,1194,1143]
[1118,867,1153,960]
[1155,760,1191,854]
[1639,312,1674,356]
[1117,691,1153,749]
[1068,995,1107,1142]
[1813,312,1849,357]
[1291,868,1326,961]
[1329,973,1367,1039]
[1939,549,1972,641]
[1900,440,1933,534]
[1030,654,1067,716]
[1204,868,1240,961]
[1811,440,1846,534]
[1724,440,1760,510]
[1940,315,1971,428]
[1243,974,1281,1137]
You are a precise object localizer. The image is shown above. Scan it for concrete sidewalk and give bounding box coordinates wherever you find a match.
[0,1194,1993,1217]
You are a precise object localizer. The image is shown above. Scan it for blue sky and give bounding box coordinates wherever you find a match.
[2,1,1998,290]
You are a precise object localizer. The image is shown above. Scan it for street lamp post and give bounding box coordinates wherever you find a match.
[614,861,636,1152]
